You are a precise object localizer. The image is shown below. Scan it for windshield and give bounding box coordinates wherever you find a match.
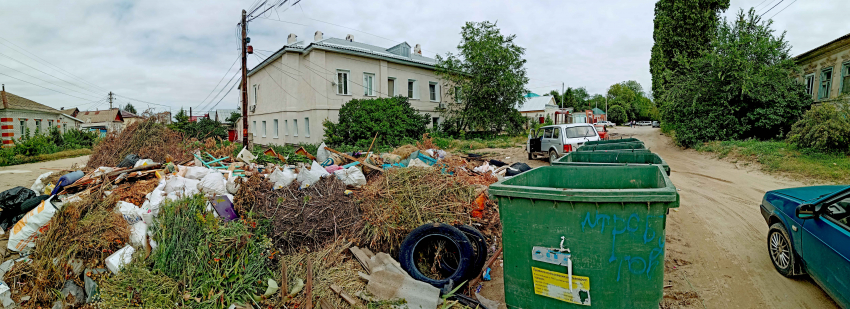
[566,126,596,138]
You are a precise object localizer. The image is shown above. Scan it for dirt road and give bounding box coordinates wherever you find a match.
[615,126,839,308]
[0,156,88,192]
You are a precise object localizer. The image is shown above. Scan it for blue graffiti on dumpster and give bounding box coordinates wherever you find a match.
[581,211,665,281]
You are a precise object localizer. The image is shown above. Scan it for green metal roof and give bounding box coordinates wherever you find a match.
[592,108,605,115]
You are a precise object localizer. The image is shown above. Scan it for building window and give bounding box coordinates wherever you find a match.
[63,124,67,132]
[819,67,833,100]
[273,119,279,138]
[363,73,375,96]
[261,121,267,137]
[337,70,350,95]
[252,84,259,105]
[252,121,256,135]
[19,120,24,136]
[388,78,396,97]
[408,79,417,99]
[35,120,41,132]
[842,62,850,95]
[804,73,815,97]
[284,119,289,136]
[48,120,53,128]
[432,117,439,127]
[454,87,462,103]
[304,118,310,137]
[429,82,439,102]
[293,119,298,136]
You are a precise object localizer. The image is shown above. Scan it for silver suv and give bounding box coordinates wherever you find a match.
[527,124,601,163]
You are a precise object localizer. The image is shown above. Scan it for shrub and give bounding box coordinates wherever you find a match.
[323,96,429,148]
[608,105,628,124]
[787,102,850,152]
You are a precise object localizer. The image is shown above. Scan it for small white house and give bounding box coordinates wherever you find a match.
[516,96,559,124]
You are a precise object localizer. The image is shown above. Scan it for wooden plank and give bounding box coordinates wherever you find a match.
[305,258,313,309]
[349,247,372,274]
[280,261,288,299]
[330,284,358,306]
[319,299,336,309]
[324,146,382,172]
[467,247,503,294]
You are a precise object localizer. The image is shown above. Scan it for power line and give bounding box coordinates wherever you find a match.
[0,71,103,103]
[760,0,785,16]
[0,62,103,100]
[768,0,798,19]
[206,77,241,112]
[111,94,172,108]
[198,70,241,112]
[196,55,240,110]
[0,51,104,97]
[753,0,773,10]
[0,37,110,94]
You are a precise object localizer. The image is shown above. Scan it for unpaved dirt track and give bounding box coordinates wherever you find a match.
[615,127,840,308]
[0,155,88,192]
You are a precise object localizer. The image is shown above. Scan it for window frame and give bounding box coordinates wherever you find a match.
[819,67,834,100]
[429,82,440,102]
[805,73,816,97]
[19,120,24,136]
[388,77,396,97]
[284,119,289,136]
[261,120,266,137]
[252,121,257,136]
[336,70,350,95]
[543,128,553,139]
[407,79,418,99]
[273,119,279,138]
[362,73,376,97]
[841,62,850,95]
[252,84,259,106]
[35,119,41,132]
[304,117,310,137]
[293,119,299,137]
[824,198,850,232]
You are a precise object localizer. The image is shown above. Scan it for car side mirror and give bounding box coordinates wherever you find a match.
[796,203,817,219]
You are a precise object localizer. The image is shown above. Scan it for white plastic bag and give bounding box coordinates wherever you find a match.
[226,175,240,194]
[408,158,431,168]
[334,166,367,187]
[197,172,227,197]
[164,176,187,194]
[311,161,331,177]
[129,222,147,247]
[30,172,53,193]
[316,142,332,163]
[133,159,156,168]
[236,147,256,163]
[473,162,493,173]
[92,167,114,177]
[296,166,321,188]
[116,201,142,225]
[183,179,200,196]
[268,168,296,189]
[8,196,60,252]
[185,166,212,180]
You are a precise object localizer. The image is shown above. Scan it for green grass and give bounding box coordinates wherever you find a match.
[695,139,850,183]
[0,148,91,166]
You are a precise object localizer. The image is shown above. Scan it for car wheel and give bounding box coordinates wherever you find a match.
[549,150,558,164]
[768,223,798,277]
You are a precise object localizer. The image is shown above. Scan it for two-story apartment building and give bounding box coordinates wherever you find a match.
[795,33,850,102]
[244,31,446,145]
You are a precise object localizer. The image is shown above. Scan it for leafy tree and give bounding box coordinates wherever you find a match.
[122,103,137,114]
[605,81,658,121]
[651,0,730,106]
[587,94,606,112]
[174,108,189,123]
[169,109,227,140]
[607,105,628,125]
[226,112,241,127]
[661,9,811,147]
[435,21,529,134]
[545,90,562,107]
[323,96,429,148]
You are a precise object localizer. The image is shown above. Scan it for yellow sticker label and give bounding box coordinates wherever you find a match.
[531,267,591,306]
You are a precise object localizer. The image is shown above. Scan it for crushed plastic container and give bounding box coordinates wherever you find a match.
[489,165,679,308]
[584,137,643,146]
[554,151,671,175]
[106,246,135,274]
[576,142,645,152]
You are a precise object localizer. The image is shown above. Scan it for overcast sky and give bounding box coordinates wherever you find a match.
[0,0,847,114]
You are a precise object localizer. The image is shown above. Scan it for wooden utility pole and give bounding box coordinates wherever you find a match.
[108,91,113,109]
[241,9,249,148]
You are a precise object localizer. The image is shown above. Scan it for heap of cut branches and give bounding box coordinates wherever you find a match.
[88,115,189,167]
[242,175,364,253]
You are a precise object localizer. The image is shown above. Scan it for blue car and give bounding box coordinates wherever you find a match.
[760,185,850,307]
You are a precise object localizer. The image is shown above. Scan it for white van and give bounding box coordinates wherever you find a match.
[526,123,601,163]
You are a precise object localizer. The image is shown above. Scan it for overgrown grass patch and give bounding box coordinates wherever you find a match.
[696,139,850,183]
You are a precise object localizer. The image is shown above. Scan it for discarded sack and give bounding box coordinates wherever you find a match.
[226,175,240,194]
[185,166,212,180]
[116,201,143,225]
[117,154,140,168]
[316,142,332,163]
[505,162,532,177]
[51,170,84,195]
[0,186,38,230]
[197,172,228,197]
[30,172,53,193]
[8,196,60,252]
[334,166,367,187]
[6,195,51,231]
[133,159,156,168]
[268,167,296,189]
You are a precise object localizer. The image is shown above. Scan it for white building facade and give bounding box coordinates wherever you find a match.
[245,32,446,145]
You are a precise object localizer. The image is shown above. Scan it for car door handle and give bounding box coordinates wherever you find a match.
[792,225,798,232]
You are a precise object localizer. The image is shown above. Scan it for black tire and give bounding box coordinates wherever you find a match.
[439,224,489,282]
[549,149,558,164]
[768,223,799,277]
[399,223,475,288]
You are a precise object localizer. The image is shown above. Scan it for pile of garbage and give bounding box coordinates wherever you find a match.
[0,131,531,308]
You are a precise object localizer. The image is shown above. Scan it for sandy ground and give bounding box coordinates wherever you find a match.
[0,155,89,192]
[473,127,839,308]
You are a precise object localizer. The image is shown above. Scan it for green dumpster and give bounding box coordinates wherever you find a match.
[576,142,645,151]
[553,151,671,175]
[490,165,679,308]
[584,137,643,146]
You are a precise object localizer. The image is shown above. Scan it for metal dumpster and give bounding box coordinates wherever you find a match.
[489,165,679,308]
[553,151,670,175]
[576,142,645,151]
[584,137,643,146]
